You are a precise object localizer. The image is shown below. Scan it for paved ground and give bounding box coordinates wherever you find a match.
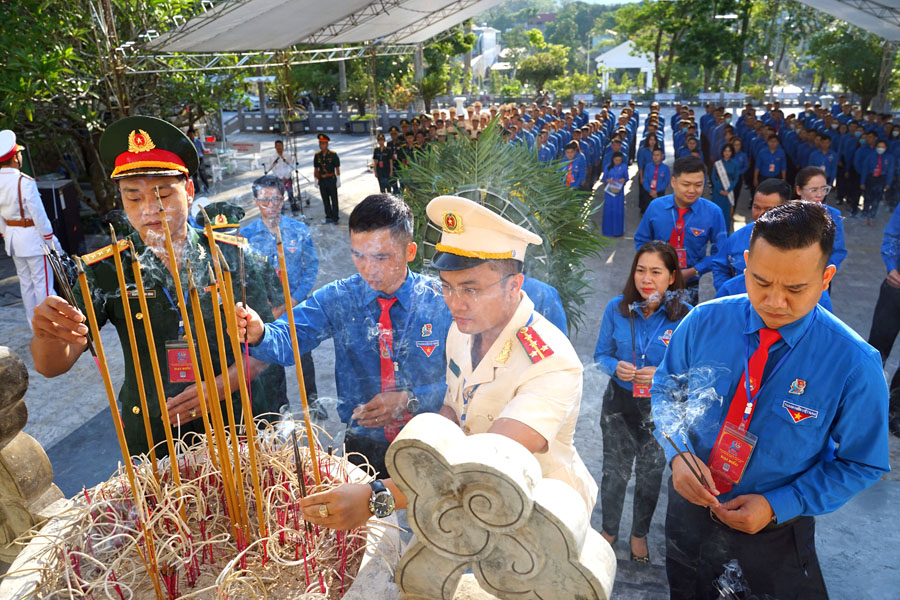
[2,111,899,597]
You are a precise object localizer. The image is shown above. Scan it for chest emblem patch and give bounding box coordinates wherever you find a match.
[783,400,818,423]
[416,340,439,357]
[690,228,705,237]
[660,329,673,346]
[788,378,806,395]
[421,323,432,337]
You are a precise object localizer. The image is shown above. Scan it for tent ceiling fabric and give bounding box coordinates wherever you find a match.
[795,0,900,41]
[150,0,506,52]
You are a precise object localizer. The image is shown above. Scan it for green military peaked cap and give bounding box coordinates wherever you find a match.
[100,115,199,180]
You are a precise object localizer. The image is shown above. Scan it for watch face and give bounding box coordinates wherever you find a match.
[407,397,420,414]
[370,492,396,518]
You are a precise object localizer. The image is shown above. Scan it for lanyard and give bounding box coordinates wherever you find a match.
[161,286,190,338]
[630,309,666,368]
[740,310,817,427]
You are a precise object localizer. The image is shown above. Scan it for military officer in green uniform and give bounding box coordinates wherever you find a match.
[386,125,403,193]
[313,133,341,225]
[30,115,283,457]
[372,133,394,193]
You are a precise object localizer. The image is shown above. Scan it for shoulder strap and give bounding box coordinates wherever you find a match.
[17,175,25,219]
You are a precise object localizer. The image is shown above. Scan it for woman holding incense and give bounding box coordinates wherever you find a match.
[29,116,284,457]
[592,241,691,563]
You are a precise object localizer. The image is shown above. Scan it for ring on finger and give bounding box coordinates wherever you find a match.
[189,408,198,418]
[318,504,329,518]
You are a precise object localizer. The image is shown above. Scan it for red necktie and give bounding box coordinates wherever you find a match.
[566,162,574,187]
[875,156,883,177]
[709,328,782,492]
[651,165,659,191]
[669,207,689,248]
[377,297,412,442]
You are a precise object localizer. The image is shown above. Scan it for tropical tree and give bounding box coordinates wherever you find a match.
[808,26,889,109]
[517,45,567,92]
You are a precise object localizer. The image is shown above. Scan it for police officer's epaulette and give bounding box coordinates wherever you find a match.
[81,239,129,265]
[204,230,248,248]
[516,324,554,364]
[19,172,34,181]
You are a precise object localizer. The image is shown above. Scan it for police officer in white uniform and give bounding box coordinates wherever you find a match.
[0,130,62,328]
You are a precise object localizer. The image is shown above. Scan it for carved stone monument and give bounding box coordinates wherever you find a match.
[0,347,65,568]
[386,413,616,600]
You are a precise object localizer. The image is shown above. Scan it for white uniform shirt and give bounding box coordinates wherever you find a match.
[443,291,598,511]
[0,167,54,257]
[266,152,295,180]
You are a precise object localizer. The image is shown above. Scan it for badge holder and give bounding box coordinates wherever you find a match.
[165,339,196,383]
[676,247,688,269]
[709,422,757,485]
[633,383,651,398]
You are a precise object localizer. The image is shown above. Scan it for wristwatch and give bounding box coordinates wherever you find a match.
[405,389,420,414]
[368,480,396,518]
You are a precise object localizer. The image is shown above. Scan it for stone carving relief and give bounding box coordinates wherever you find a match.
[387,413,616,600]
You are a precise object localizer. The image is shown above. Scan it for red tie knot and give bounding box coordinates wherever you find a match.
[759,327,781,351]
[377,296,397,312]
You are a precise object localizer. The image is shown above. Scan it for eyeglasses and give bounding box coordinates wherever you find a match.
[256,196,283,206]
[802,185,832,195]
[440,274,513,301]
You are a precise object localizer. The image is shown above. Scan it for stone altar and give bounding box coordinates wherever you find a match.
[0,346,65,569]
[386,413,616,600]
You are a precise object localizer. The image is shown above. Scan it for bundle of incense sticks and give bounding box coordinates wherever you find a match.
[662,431,713,489]
[40,244,96,358]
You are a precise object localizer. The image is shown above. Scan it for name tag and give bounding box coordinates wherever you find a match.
[709,423,757,484]
[165,340,195,383]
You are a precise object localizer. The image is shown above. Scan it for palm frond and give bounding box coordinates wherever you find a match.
[399,120,607,333]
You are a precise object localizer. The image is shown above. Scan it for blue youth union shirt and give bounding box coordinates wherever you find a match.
[522,276,568,333]
[594,295,689,392]
[711,223,754,290]
[240,216,319,302]
[634,194,727,282]
[250,270,452,442]
[650,295,889,522]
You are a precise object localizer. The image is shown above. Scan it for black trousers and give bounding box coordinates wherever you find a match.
[867,279,900,413]
[319,177,339,222]
[665,478,828,600]
[600,382,665,538]
[376,174,390,194]
[638,185,655,215]
[863,173,887,219]
[344,430,390,478]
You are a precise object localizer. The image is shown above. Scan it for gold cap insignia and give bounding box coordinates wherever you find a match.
[442,212,463,234]
[215,214,228,225]
[127,129,156,154]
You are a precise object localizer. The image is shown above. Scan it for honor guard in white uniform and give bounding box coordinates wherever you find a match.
[0,130,61,328]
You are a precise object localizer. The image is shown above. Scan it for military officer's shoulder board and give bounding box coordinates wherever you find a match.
[82,239,129,265]
[205,230,248,248]
[516,324,554,364]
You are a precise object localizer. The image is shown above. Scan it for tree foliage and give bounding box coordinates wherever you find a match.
[517,45,567,91]
[808,26,888,109]
[0,0,246,216]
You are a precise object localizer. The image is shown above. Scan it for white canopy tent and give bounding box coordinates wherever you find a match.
[150,0,507,52]
[795,0,900,41]
[594,41,654,92]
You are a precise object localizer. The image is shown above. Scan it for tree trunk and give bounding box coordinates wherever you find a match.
[733,2,751,92]
[653,28,665,93]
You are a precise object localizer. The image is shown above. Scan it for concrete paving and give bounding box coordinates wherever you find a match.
[2,110,899,597]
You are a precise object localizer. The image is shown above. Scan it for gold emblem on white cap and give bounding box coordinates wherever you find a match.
[442,212,463,234]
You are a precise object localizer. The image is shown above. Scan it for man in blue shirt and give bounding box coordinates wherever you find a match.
[753,135,787,189]
[639,147,671,215]
[635,156,726,305]
[808,133,838,186]
[241,174,321,416]
[711,178,790,289]
[867,201,900,437]
[652,202,889,599]
[238,194,452,476]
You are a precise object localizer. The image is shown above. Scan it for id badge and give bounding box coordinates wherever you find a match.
[378,161,384,167]
[633,383,651,398]
[165,340,195,384]
[709,423,757,484]
[676,247,688,269]
[768,164,775,173]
